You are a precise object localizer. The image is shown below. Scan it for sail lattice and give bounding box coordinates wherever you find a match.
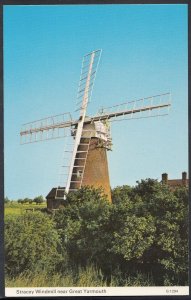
[75,49,102,113]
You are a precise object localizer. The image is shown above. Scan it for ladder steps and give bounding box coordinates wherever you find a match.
[61,133,91,193]
[69,137,91,190]
[70,180,81,183]
[72,173,82,175]
[73,165,85,168]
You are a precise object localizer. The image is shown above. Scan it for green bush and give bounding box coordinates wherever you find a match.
[111,180,189,285]
[5,181,189,286]
[53,186,111,270]
[5,211,62,277]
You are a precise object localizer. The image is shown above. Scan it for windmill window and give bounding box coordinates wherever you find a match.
[77,170,83,178]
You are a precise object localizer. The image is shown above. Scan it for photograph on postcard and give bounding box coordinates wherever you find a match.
[3,3,189,296]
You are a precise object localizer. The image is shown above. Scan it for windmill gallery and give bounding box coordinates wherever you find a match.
[20,50,171,209]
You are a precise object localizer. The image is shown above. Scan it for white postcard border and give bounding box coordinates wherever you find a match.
[5,286,189,297]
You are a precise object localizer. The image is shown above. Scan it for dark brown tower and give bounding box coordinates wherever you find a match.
[46,121,112,209]
[82,139,111,201]
[69,122,112,202]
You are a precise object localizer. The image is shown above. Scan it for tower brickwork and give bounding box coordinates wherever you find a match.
[69,121,112,202]
[83,138,111,202]
[69,137,112,202]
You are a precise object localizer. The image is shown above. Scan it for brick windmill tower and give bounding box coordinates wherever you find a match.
[20,50,171,209]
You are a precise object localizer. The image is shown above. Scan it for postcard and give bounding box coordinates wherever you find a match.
[2,1,189,297]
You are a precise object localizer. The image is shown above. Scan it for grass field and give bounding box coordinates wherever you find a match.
[6,266,154,287]
[5,202,47,217]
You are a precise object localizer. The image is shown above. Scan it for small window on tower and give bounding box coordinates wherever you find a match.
[77,170,83,178]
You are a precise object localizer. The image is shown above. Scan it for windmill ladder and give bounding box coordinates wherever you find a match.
[69,137,91,192]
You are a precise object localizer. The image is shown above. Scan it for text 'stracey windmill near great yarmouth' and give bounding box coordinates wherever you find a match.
[20,49,171,209]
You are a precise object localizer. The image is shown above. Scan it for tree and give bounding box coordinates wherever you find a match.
[5,211,62,277]
[28,199,33,204]
[4,197,10,203]
[53,183,188,285]
[18,199,24,204]
[111,185,132,205]
[108,180,189,285]
[53,187,111,271]
[109,185,156,279]
[116,180,189,285]
[23,198,32,204]
[5,181,188,286]
[33,195,44,205]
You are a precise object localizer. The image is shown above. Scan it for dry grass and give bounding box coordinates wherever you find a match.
[6,266,154,287]
[6,266,107,287]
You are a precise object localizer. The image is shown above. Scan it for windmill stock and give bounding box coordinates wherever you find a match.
[20,49,171,208]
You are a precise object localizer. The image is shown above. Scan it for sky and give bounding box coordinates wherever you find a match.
[3,4,188,200]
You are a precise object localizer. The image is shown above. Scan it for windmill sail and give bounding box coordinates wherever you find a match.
[20,93,171,145]
[64,50,102,195]
[76,49,102,113]
[94,92,171,123]
[20,113,73,144]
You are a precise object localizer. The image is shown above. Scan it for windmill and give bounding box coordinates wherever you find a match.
[20,49,171,209]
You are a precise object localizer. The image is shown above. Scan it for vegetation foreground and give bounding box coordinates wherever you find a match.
[5,179,188,287]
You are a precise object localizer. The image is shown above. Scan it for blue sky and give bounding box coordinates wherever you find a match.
[4,4,188,200]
